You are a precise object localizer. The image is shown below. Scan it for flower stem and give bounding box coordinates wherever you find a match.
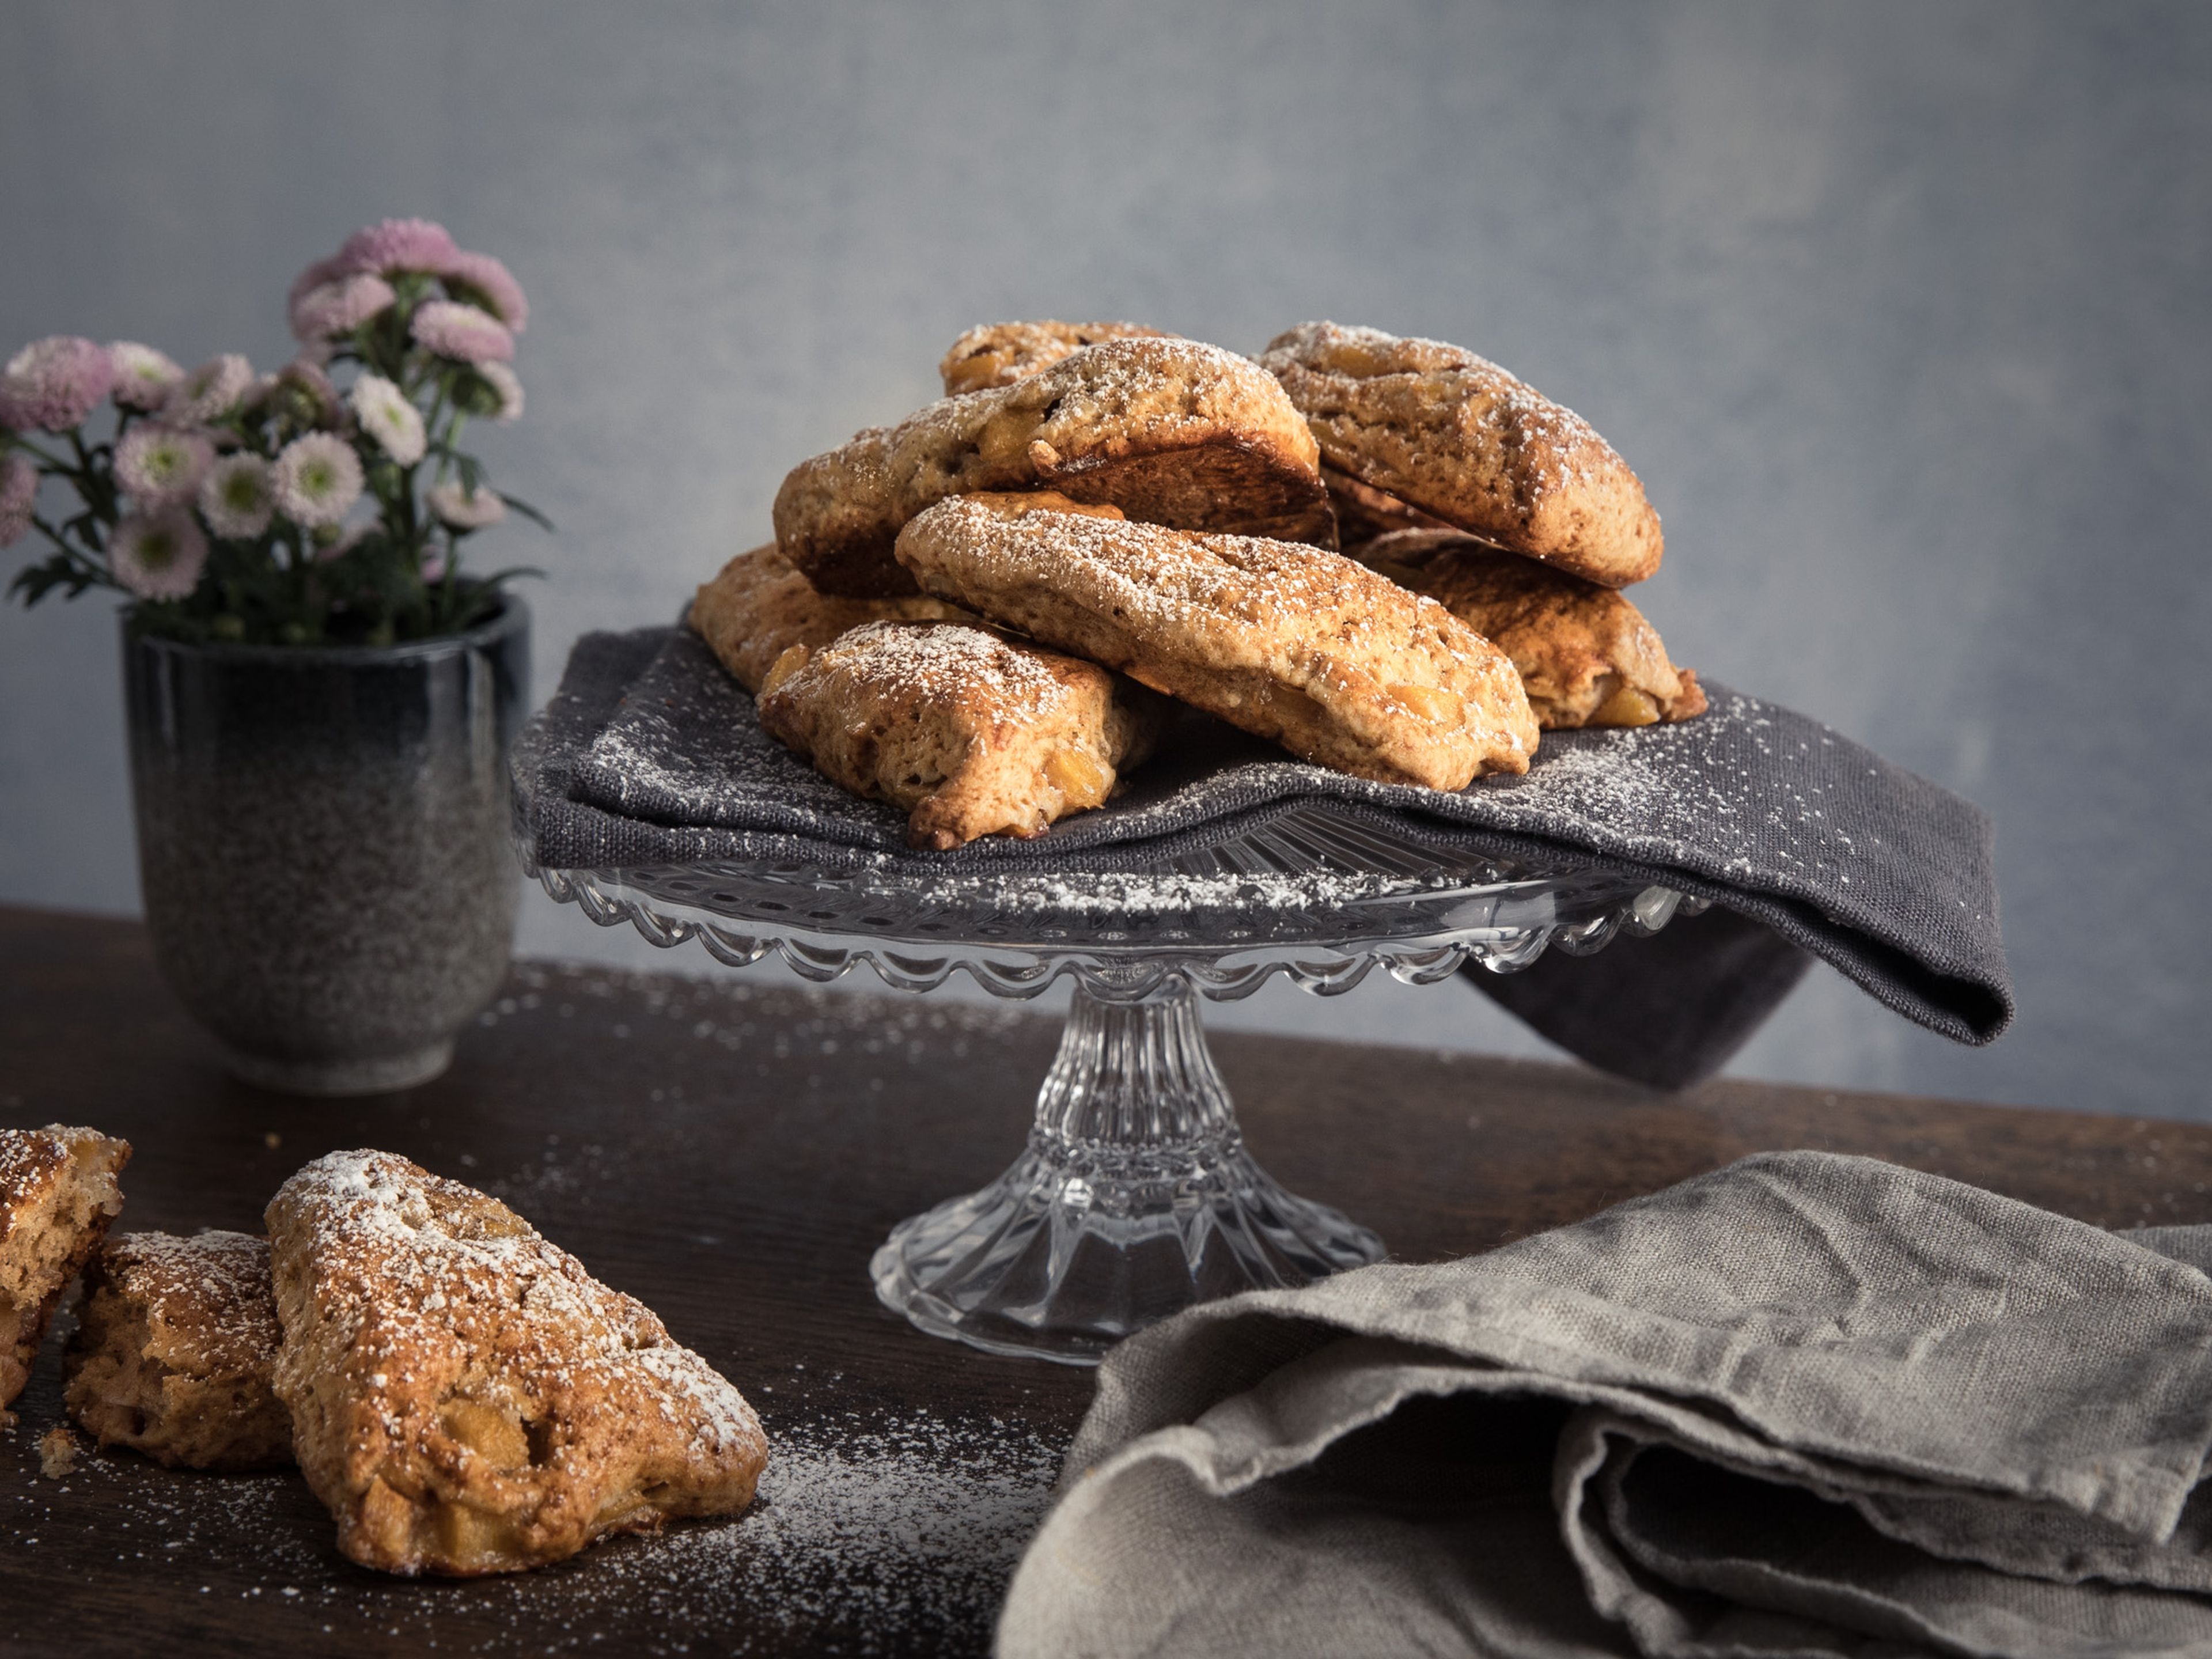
[6,436,74,471]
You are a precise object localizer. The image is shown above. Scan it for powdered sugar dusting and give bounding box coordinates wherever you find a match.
[100,1229,280,1372]
[791,620,1067,723]
[1261,320,1620,509]
[903,494,1536,783]
[267,1149,767,1567]
[6,1385,1061,1654]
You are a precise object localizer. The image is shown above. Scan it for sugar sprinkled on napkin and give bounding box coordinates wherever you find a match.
[517,629,2011,1074]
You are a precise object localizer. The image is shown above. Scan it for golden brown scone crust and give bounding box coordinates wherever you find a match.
[65,1230,291,1471]
[774,336,1333,597]
[1261,321,1662,588]
[267,1151,767,1578]
[1358,531,1706,729]
[0,1124,129,1418]
[756,617,1165,850]
[896,493,1537,791]
[690,542,972,692]
[939,320,1168,396]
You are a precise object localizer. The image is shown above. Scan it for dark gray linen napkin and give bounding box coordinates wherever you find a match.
[516,629,2010,1074]
[997,1152,2212,1659]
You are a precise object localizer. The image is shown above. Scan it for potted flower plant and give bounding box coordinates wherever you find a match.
[4,218,544,1094]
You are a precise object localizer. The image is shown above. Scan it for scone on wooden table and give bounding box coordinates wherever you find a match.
[690,541,972,692]
[755,618,1165,850]
[774,335,1334,597]
[938,320,1168,396]
[65,1230,291,1471]
[1,1124,129,1420]
[267,1151,767,1578]
[895,493,1537,791]
[1360,530,1706,729]
[1260,321,1662,588]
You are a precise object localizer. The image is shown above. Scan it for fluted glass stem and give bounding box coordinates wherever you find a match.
[1033,982,1236,1161]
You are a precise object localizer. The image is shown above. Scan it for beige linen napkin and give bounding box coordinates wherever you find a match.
[998,1152,2212,1658]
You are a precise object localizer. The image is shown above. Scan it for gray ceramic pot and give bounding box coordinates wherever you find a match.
[124,601,531,1094]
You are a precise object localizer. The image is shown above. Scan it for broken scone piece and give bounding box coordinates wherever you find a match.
[1,1124,130,1421]
[896,493,1538,791]
[938,319,1168,395]
[65,1230,291,1471]
[756,617,1166,850]
[1359,531,1706,729]
[267,1151,767,1578]
[1261,321,1662,588]
[690,541,972,692]
[774,335,1334,597]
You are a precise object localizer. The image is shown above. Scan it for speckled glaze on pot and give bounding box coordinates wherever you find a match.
[124,601,530,1095]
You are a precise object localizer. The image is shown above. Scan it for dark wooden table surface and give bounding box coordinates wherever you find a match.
[5,903,2210,1657]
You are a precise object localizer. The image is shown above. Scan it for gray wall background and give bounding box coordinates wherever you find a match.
[3,2,2207,1118]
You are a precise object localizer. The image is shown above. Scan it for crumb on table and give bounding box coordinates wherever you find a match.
[38,1425,78,1479]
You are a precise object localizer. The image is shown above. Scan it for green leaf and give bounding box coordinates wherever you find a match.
[497,492,555,532]
[467,564,547,586]
[8,554,104,607]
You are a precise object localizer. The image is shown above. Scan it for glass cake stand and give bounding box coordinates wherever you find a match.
[518,803,1695,1365]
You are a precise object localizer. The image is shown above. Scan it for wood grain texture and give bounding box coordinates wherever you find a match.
[3,904,2207,1656]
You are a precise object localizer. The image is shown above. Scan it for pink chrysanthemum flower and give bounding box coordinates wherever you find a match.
[108,343,185,411]
[410,300,514,364]
[271,431,364,528]
[0,336,115,431]
[441,252,528,333]
[289,273,397,342]
[427,480,506,529]
[287,253,349,317]
[476,361,525,423]
[268,358,343,428]
[115,425,215,505]
[349,374,426,467]
[165,355,255,425]
[338,218,460,277]
[109,509,210,600]
[0,454,37,548]
[199,453,275,539]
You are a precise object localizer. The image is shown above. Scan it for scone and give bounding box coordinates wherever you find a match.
[1358,531,1705,729]
[939,320,1168,395]
[267,1151,767,1578]
[774,335,1334,597]
[690,541,972,692]
[1260,321,1662,588]
[1,1124,130,1419]
[755,619,1165,850]
[895,493,1538,791]
[1324,466,1457,547]
[65,1230,291,1471]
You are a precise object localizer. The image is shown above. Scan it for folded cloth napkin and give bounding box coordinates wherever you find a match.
[997,1152,2212,1659]
[516,629,2012,1077]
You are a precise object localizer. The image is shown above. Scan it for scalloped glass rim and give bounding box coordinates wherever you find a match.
[517,802,1704,1003]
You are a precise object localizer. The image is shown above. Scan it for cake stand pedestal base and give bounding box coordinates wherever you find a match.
[871,980,1385,1365]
